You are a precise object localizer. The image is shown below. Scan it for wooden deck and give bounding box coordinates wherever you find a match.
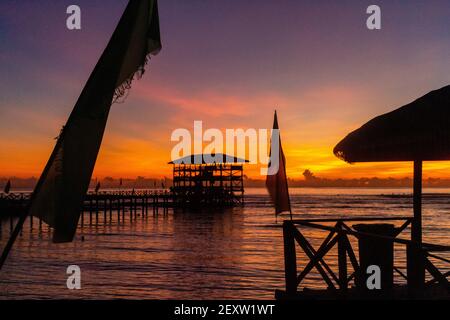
[276,218,450,300]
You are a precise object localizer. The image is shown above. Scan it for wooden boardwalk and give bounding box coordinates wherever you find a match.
[0,190,173,232]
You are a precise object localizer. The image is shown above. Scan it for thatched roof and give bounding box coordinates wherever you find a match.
[334,85,450,163]
[169,153,249,165]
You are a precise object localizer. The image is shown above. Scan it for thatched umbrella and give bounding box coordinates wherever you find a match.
[334,85,450,287]
[334,84,450,242]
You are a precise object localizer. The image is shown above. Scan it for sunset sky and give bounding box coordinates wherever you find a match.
[1,0,450,180]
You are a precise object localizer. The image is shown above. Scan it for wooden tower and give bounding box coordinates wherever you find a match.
[169,154,247,207]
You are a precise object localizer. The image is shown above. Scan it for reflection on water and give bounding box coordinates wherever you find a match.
[0,188,449,299]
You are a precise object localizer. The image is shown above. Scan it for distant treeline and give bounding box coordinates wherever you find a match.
[3,170,450,190]
[245,169,450,188]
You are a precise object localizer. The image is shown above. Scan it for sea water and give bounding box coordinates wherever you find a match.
[0,188,449,299]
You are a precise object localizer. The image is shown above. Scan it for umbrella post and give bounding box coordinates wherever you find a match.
[412,160,422,245]
[407,160,425,293]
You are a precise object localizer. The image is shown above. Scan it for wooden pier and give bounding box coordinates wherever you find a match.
[79,190,173,226]
[0,190,173,231]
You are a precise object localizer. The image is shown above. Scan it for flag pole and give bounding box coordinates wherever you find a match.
[286,173,293,221]
[287,181,292,221]
[0,211,28,270]
[281,123,292,221]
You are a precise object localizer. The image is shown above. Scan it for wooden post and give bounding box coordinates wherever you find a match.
[136,196,139,217]
[283,220,297,295]
[103,197,107,223]
[117,198,120,223]
[95,196,99,224]
[89,197,93,225]
[23,194,33,231]
[109,197,112,222]
[130,195,133,222]
[122,198,125,221]
[412,160,422,244]
[130,195,134,219]
[409,160,425,292]
[241,165,244,205]
[337,223,347,292]
[163,192,166,214]
[145,194,148,216]
[131,195,134,218]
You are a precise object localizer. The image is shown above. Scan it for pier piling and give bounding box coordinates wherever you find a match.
[1,190,174,232]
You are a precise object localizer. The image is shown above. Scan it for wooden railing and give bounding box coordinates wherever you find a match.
[279,217,450,299]
[0,190,172,223]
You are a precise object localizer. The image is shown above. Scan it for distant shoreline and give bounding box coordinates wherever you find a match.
[4,186,450,192]
[6,176,450,189]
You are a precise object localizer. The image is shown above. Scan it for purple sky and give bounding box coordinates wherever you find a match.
[1,0,450,178]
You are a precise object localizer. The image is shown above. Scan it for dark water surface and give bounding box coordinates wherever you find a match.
[0,188,449,299]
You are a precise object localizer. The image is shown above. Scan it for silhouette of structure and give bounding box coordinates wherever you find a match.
[169,154,247,207]
[0,190,171,234]
[1,0,163,270]
[277,85,450,300]
[334,85,450,293]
